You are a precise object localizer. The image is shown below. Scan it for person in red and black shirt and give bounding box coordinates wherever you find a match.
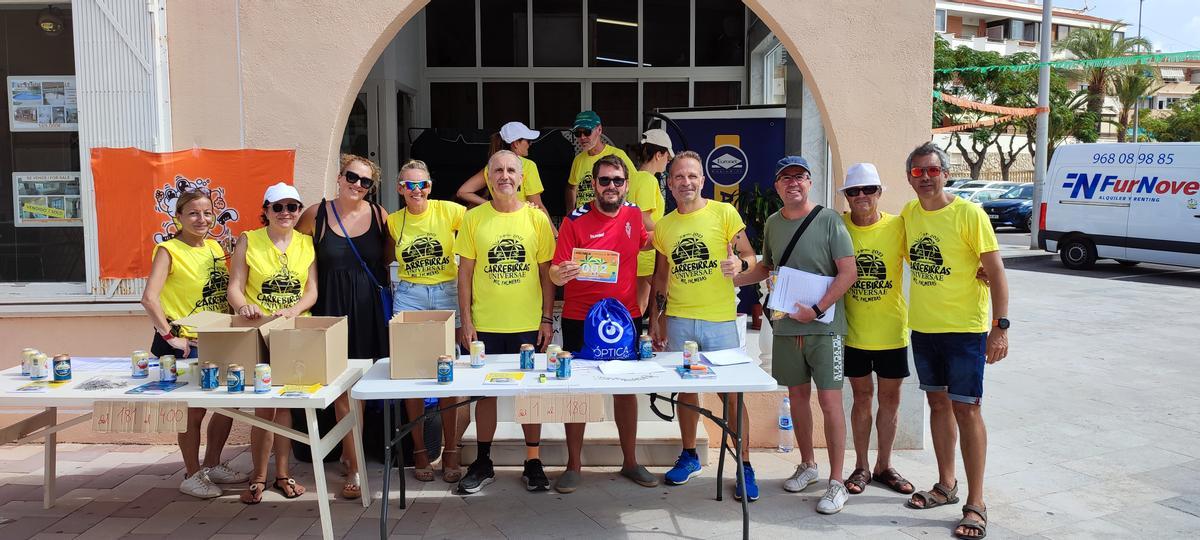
[549,154,657,494]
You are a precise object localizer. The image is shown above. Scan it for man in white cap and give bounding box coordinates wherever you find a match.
[837,163,915,499]
[733,155,856,513]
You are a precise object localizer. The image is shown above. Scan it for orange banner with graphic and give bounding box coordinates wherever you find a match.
[92,148,295,279]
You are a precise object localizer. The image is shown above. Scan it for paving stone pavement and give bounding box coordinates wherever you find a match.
[1,255,1199,538]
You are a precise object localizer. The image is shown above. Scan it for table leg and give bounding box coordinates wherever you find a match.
[43,407,56,510]
[394,400,406,510]
[304,408,335,540]
[380,399,392,537]
[734,393,748,539]
[349,397,370,508]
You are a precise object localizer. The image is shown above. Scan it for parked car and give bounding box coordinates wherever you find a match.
[964,188,1006,205]
[945,178,974,188]
[982,183,1035,231]
[957,180,1020,191]
[1039,142,1200,269]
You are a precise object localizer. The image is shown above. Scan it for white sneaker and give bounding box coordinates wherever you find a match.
[783,463,819,492]
[179,471,222,499]
[204,463,249,484]
[816,480,848,514]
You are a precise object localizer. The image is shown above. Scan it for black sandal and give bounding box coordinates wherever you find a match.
[906,481,959,509]
[273,477,305,499]
[240,481,265,505]
[955,504,987,539]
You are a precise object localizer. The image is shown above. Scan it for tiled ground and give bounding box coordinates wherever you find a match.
[2,255,1199,539]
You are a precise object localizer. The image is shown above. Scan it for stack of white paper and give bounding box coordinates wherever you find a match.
[766,266,836,324]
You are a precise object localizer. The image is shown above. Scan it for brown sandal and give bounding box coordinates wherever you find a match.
[845,468,871,494]
[412,449,434,482]
[240,481,265,504]
[955,504,988,539]
[441,448,462,483]
[906,481,959,509]
[873,467,915,494]
[273,477,305,499]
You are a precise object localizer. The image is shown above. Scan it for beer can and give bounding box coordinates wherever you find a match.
[29,352,48,380]
[682,340,699,367]
[555,351,573,379]
[159,355,177,383]
[519,344,536,370]
[545,344,561,372]
[436,355,454,384]
[131,350,150,379]
[52,354,72,382]
[227,364,245,392]
[254,364,272,393]
[639,331,654,360]
[470,340,486,368]
[200,363,219,390]
[20,348,37,376]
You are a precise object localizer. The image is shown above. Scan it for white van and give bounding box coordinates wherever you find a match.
[1039,142,1200,269]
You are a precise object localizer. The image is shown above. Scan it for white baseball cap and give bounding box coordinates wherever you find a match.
[263,182,302,204]
[499,121,540,144]
[840,163,884,192]
[640,128,675,157]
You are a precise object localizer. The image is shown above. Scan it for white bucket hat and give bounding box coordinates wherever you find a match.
[263,182,302,203]
[840,163,884,192]
[499,121,540,144]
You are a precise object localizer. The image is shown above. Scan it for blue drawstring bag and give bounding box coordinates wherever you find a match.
[577,298,638,360]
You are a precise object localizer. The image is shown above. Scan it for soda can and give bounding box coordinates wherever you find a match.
[21,348,37,376]
[254,364,272,393]
[200,363,219,390]
[555,351,572,379]
[639,331,654,360]
[436,355,454,384]
[470,340,486,368]
[227,364,245,392]
[519,344,535,370]
[29,353,48,380]
[682,340,699,368]
[131,350,150,379]
[52,354,72,382]
[545,344,561,372]
[159,355,177,383]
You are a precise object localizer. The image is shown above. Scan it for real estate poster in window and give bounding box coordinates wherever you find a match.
[8,76,78,132]
[13,172,83,227]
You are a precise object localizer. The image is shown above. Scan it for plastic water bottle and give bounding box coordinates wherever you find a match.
[777,398,794,453]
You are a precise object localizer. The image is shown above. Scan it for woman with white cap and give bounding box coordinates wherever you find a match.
[628,128,672,315]
[455,121,547,215]
[229,182,317,504]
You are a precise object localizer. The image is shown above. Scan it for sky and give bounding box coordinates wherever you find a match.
[1059,0,1200,52]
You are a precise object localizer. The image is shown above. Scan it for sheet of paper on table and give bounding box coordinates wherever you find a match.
[700,349,752,366]
[597,360,666,375]
[766,266,836,324]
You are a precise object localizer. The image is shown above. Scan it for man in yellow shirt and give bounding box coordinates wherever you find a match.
[900,143,1009,540]
[648,151,759,499]
[455,150,557,494]
[565,110,637,210]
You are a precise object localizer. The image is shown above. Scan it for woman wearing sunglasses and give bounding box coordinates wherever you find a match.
[296,153,391,500]
[229,183,318,504]
[387,159,466,483]
[141,189,246,499]
[455,121,548,216]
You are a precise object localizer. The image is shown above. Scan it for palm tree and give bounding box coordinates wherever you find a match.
[1054,23,1151,119]
[1109,67,1162,142]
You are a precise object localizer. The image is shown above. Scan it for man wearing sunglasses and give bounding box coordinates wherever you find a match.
[837,163,914,500]
[548,154,656,494]
[565,110,636,211]
[900,143,1008,540]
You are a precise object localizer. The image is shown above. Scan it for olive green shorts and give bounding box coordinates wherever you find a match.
[771,334,845,390]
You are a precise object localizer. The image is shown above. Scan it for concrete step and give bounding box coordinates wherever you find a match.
[460,420,709,467]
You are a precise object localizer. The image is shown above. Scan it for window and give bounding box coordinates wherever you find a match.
[481,0,529,67]
[482,82,530,130]
[430,82,479,129]
[590,82,638,148]
[1055,25,1072,41]
[643,81,689,114]
[695,0,744,66]
[935,9,947,33]
[426,0,476,67]
[986,20,1005,41]
[762,43,787,105]
[694,81,741,107]
[1021,21,1039,42]
[589,0,638,67]
[533,0,583,67]
[643,0,689,67]
[534,82,581,127]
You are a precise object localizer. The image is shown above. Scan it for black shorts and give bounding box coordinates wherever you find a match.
[843,346,910,379]
[560,317,644,354]
[475,330,540,355]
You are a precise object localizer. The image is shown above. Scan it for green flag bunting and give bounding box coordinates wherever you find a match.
[935,49,1200,74]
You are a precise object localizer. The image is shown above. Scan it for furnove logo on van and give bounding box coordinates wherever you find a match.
[1062,172,1200,202]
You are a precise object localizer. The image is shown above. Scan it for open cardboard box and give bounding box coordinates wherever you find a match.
[174,311,289,385]
[269,316,348,385]
[389,310,455,379]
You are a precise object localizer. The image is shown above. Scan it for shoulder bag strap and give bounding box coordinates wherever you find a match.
[313,198,328,246]
[328,201,386,291]
[775,205,823,268]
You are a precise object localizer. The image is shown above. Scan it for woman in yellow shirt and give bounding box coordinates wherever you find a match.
[628,128,673,315]
[455,121,548,215]
[387,159,466,483]
[229,183,318,504]
[140,189,245,499]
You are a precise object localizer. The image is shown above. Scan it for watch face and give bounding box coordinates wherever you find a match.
[998,318,1010,329]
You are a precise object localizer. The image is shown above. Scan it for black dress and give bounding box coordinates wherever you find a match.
[311,199,390,360]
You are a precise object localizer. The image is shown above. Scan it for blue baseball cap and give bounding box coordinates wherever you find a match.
[774,156,811,178]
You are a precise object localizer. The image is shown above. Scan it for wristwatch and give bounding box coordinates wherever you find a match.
[992,317,1010,330]
[811,304,825,319]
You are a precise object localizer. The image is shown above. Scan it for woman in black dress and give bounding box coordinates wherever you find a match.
[298,153,390,500]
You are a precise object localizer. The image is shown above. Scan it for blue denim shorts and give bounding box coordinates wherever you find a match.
[911,331,986,405]
[392,280,460,328]
[665,316,740,352]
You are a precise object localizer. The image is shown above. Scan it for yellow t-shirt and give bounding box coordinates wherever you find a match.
[901,198,999,333]
[627,170,665,277]
[652,200,745,322]
[842,212,909,350]
[483,156,544,202]
[387,200,466,285]
[242,228,315,315]
[455,202,555,333]
[153,238,230,339]
[567,145,637,209]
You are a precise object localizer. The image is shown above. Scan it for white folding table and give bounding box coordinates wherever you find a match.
[351,351,778,540]
[0,358,373,540]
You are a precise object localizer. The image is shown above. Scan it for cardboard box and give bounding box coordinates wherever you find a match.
[174,311,290,385]
[269,317,349,385]
[389,311,455,379]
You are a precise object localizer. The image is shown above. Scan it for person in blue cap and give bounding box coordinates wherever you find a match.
[565,110,636,210]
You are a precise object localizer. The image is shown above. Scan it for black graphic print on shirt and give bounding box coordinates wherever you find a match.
[483,235,531,285]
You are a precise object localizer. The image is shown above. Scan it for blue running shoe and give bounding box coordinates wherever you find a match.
[664,450,702,485]
[733,463,759,502]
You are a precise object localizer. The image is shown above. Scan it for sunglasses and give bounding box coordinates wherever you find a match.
[597,176,626,187]
[844,186,880,197]
[909,166,945,178]
[342,170,375,189]
[403,180,431,191]
[269,202,301,213]
[776,173,810,184]
[573,128,594,138]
